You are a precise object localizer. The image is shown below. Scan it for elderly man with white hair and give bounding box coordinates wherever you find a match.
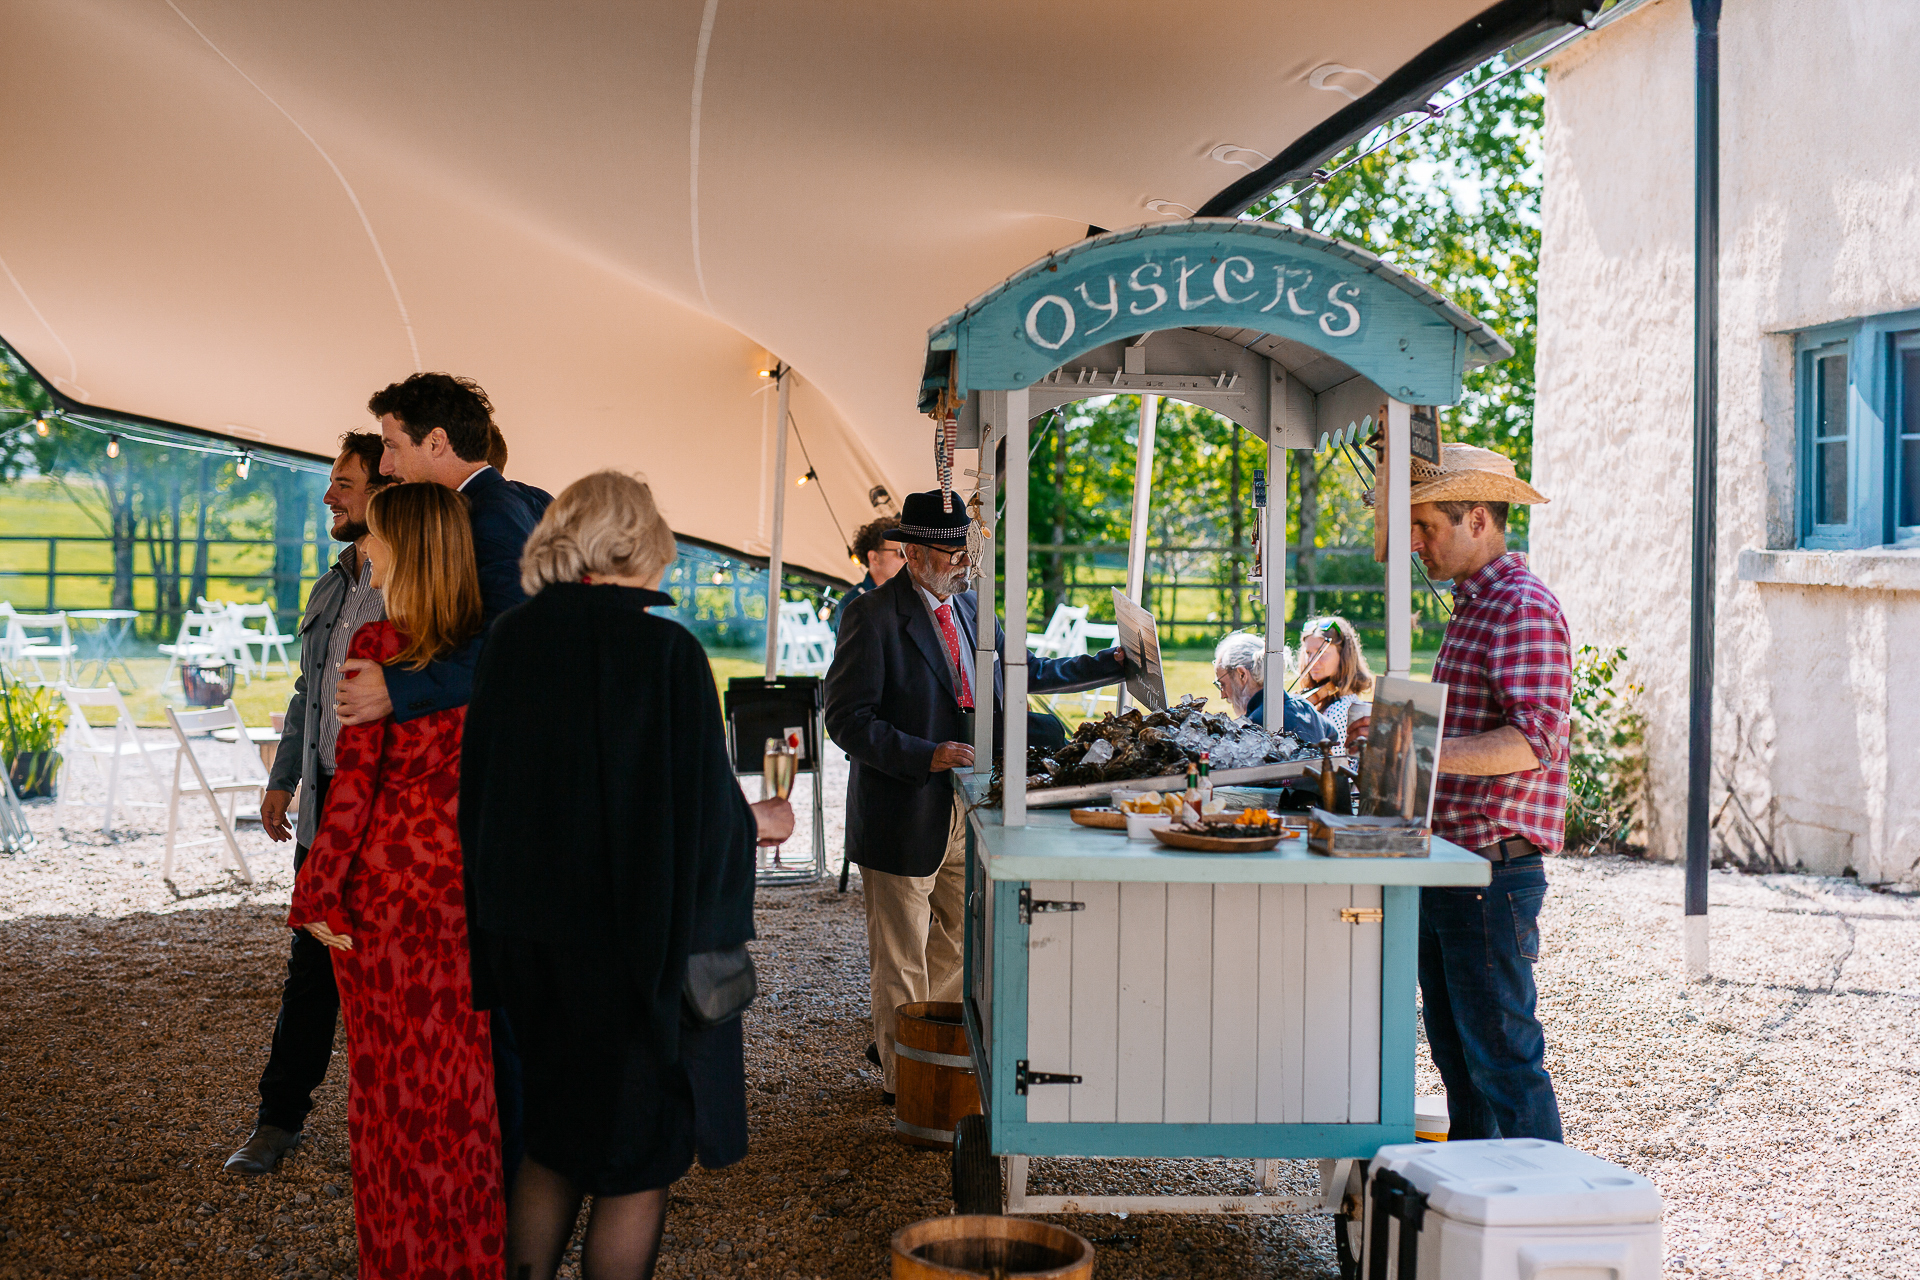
[1211,630,1336,743]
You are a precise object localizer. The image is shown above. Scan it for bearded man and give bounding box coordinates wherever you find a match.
[823,490,1124,1106]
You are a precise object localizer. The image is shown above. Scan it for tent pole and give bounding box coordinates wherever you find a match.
[973,397,1000,771]
[1385,400,1412,679]
[1118,393,1161,713]
[1004,388,1030,827]
[1262,444,1287,730]
[1686,0,1721,981]
[763,367,793,680]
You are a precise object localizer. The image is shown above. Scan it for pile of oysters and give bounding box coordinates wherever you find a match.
[1025,695,1309,791]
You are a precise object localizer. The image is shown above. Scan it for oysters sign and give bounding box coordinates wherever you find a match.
[926,221,1489,407]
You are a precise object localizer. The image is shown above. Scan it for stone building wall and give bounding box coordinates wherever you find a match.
[1533,0,1920,883]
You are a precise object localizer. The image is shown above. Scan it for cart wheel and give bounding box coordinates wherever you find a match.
[1333,1159,1367,1280]
[951,1114,1001,1215]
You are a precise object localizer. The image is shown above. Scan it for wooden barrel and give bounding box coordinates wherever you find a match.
[893,1001,981,1150]
[892,1216,1093,1280]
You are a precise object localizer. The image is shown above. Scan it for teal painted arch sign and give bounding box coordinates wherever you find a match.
[921,219,1512,411]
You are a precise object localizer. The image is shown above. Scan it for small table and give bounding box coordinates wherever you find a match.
[68,609,142,690]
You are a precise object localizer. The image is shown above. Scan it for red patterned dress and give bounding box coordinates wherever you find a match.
[290,621,504,1280]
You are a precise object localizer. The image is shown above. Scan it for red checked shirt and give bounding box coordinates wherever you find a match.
[1429,552,1572,854]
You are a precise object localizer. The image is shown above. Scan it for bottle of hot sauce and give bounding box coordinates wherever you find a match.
[1184,760,1201,824]
[1198,750,1213,810]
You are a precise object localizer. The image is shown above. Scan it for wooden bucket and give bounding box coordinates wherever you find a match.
[892,1216,1093,1280]
[893,1001,981,1150]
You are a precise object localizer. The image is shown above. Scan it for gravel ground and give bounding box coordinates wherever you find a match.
[1,732,1916,1278]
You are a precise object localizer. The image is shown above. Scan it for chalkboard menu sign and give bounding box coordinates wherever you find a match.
[1410,406,1441,465]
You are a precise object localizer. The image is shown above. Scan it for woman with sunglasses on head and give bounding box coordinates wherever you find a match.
[1296,615,1375,749]
[289,481,504,1280]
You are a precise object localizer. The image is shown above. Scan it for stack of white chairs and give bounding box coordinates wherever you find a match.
[162,699,267,883]
[57,684,179,832]
[775,600,836,676]
[224,602,294,675]
[0,605,77,685]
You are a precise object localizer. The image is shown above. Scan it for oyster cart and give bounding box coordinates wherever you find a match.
[914,218,1509,1238]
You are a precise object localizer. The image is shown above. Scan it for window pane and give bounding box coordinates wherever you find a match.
[1905,351,1920,437]
[1818,354,1848,438]
[1902,438,1920,530]
[1818,440,1849,524]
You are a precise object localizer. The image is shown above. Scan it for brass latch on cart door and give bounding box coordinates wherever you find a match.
[1340,907,1384,924]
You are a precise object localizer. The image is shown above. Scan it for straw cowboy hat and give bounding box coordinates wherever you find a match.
[1408,443,1548,507]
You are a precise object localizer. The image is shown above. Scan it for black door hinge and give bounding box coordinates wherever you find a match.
[1018,886,1085,925]
[1014,1060,1082,1095]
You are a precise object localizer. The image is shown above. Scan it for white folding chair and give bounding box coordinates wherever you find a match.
[162,700,266,883]
[775,601,836,676]
[10,611,76,685]
[57,684,179,832]
[225,602,294,675]
[158,611,225,685]
[1026,603,1088,658]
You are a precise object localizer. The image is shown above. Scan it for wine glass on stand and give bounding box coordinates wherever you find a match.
[763,736,798,863]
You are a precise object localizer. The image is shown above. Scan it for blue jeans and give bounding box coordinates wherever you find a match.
[1419,856,1562,1142]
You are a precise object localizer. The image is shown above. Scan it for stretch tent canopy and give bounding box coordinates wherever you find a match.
[0,0,1590,580]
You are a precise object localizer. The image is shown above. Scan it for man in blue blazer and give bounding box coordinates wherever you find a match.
[332,372,550,1188]
[824,490,1124,1104]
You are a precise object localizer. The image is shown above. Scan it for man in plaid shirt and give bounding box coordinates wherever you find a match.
[1408,443,1568,1143]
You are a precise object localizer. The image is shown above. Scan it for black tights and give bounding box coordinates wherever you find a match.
[507,1158,669,1280]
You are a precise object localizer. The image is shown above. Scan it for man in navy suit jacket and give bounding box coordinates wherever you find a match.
[331,372,549,1189]
[824,491,1124,1103]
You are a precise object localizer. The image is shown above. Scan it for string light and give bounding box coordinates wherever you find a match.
[236,451,252,479]
[797,468,817,488]
[106,435,120,458]
[33,417,48,438]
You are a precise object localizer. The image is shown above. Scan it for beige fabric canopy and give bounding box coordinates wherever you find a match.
[0,0,1577,580]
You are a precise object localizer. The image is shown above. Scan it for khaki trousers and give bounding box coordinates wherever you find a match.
[863,796,967,1092]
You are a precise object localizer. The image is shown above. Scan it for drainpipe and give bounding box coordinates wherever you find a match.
[1685,0,1721,980]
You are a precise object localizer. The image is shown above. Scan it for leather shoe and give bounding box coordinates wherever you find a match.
[224,1125,301,1175]
[864,1041,882,1069]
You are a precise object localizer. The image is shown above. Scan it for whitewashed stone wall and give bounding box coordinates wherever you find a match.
[1534,0,1920,883]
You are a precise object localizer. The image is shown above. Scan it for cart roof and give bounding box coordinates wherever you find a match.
[920,220,1513,413]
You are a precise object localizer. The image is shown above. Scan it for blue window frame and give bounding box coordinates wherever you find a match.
[1794,310,1920,549]
[1894,335,1920,541]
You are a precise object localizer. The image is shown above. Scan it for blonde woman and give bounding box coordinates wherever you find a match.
[460,471,792,1280]
[288,482,503,1279]
[1297,615,1375,747]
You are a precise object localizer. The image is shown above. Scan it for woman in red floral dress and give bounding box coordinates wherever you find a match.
[291,482,503,1280]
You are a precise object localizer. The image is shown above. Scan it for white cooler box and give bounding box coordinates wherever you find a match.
[1360,1139,1662,1280]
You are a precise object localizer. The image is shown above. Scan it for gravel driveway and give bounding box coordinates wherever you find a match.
[1,733,1915,1278]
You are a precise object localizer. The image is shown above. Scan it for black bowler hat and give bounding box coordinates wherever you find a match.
[887,489,971,548]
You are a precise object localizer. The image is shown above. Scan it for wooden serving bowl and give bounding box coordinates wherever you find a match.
[1150,824,1284,853]
[1068,806,1126,830]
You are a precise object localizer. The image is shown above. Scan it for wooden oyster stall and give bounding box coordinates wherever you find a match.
[917,218,1513,1227]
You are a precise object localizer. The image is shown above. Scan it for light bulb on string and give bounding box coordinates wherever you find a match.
[32,416,49,438]
[106,435,120,459]
[236,451,252,479]
[797,468,817,488]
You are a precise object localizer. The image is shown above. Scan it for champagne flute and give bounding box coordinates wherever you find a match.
[763,737,799,861]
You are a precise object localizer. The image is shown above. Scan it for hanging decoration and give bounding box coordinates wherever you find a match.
[965,489,992,572]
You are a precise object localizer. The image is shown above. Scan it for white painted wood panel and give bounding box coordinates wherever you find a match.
[1209,885,1261,1123]
[1256,883,1308,1124]
[1347,882,1383,1124]
[1301,883,1354,1123]
[1025,880,1075,1122]
[1114,882,1167,1122]
[1163,883,1215,1123]
[1068,881,1120,1123]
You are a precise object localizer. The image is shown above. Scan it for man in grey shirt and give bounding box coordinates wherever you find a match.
[225,431,388,1175]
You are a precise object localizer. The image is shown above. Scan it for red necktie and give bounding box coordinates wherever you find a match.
[935,602,974,709]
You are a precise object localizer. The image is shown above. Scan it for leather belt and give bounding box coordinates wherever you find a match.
[1476,835,1539,863]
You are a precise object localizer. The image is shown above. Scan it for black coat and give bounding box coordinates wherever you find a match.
[460,583,756,1064]
[388,465,552,722]
[824,570,1122,877]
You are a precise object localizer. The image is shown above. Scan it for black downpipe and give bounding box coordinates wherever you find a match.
[1686,0,1721,933]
